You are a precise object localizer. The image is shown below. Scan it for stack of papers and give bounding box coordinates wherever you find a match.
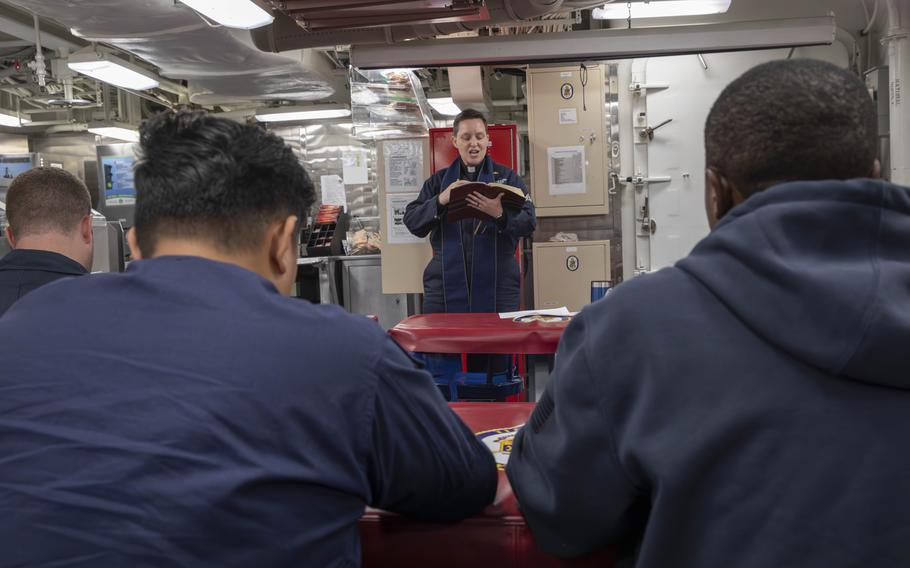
[498,307,574,320]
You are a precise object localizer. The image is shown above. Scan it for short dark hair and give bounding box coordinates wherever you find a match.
[134,110,315,256]
[5,167,91,237]
[453,108,488,136]
[705,59,877,196]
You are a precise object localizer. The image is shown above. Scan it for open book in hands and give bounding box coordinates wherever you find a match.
[445,182,528,222]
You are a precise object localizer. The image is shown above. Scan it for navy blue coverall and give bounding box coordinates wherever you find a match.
[403,158,536,314]
[0,255,497,567]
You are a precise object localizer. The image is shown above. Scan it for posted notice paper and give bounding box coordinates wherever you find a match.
[547,145,586,195]
[342,150,369,185]
[386,192,423,244]
[320,174,347,210]
[384,140,423,193]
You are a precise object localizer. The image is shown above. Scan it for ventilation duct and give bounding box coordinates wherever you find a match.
[448,66,492,114]
[3,0,342,104]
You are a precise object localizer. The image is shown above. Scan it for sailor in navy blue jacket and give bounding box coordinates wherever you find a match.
[508,179,910,567]
[0,248,87,316]
[403,112,535,314]
[0,110,497,568]
[0,256,497,567]
[0,166,94,316]
[507,60,910,567]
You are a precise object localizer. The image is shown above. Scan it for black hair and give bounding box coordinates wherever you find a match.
[453,108,488,136]
[133,110,315,256]
[705,59,877,196]
[5,166,91,237]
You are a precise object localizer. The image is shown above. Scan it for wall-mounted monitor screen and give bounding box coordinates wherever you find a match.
[0,154,37,201]
[100,154,136,206]
[96,144,137,228]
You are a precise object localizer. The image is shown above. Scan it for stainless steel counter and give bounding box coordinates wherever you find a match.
[297,254,380,265]
[296,255,411,328]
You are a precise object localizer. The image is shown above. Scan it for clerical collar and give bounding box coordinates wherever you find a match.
[466,166,476,173]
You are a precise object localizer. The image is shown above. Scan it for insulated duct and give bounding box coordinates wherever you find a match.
[448,66,492,114]
[3,0,342,104]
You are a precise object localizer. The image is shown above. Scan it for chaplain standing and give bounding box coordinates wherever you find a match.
[404,108,536,315]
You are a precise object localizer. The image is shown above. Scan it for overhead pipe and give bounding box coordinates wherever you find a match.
[835,26,859,71]
[861,0,880,36]
[882,0,907,184]
[31,14,46,88]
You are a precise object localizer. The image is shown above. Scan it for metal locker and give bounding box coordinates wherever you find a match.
[533,240,611,312]
[528,64,609,216]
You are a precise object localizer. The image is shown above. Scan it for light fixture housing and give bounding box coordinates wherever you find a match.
[88,122,140,143]
[68,50,160,91]
[593,0,731,20]
[180,0,274,29]
[46,97,93,107]
[255,105,352,123]
[0,109,30,128]
[427,97,461,116]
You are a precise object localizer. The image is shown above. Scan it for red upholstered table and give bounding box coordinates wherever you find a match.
[388,313,569,355]
[360,402,614,567]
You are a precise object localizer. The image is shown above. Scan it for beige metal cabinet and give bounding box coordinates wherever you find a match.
[377,138,433,294]
[533,240,611,312]
[528,64,609,216]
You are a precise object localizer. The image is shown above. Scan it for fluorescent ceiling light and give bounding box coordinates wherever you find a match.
[88,123,140,143]
[0,110,29,127]
[68,50,160,91]
[180,0,274,29]
[427,97,461,116]
[256,105,352,123]
[593,0,731,19]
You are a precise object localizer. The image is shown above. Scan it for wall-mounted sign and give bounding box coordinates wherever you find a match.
[560,83,574,100]
[566,255,579,271]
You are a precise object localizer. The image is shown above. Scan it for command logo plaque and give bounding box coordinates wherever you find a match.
[476,425,523,470]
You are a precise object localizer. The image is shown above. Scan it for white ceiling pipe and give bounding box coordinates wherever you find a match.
[883,0,908,184]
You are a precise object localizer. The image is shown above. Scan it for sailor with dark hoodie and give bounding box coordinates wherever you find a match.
[507,59,910,567]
